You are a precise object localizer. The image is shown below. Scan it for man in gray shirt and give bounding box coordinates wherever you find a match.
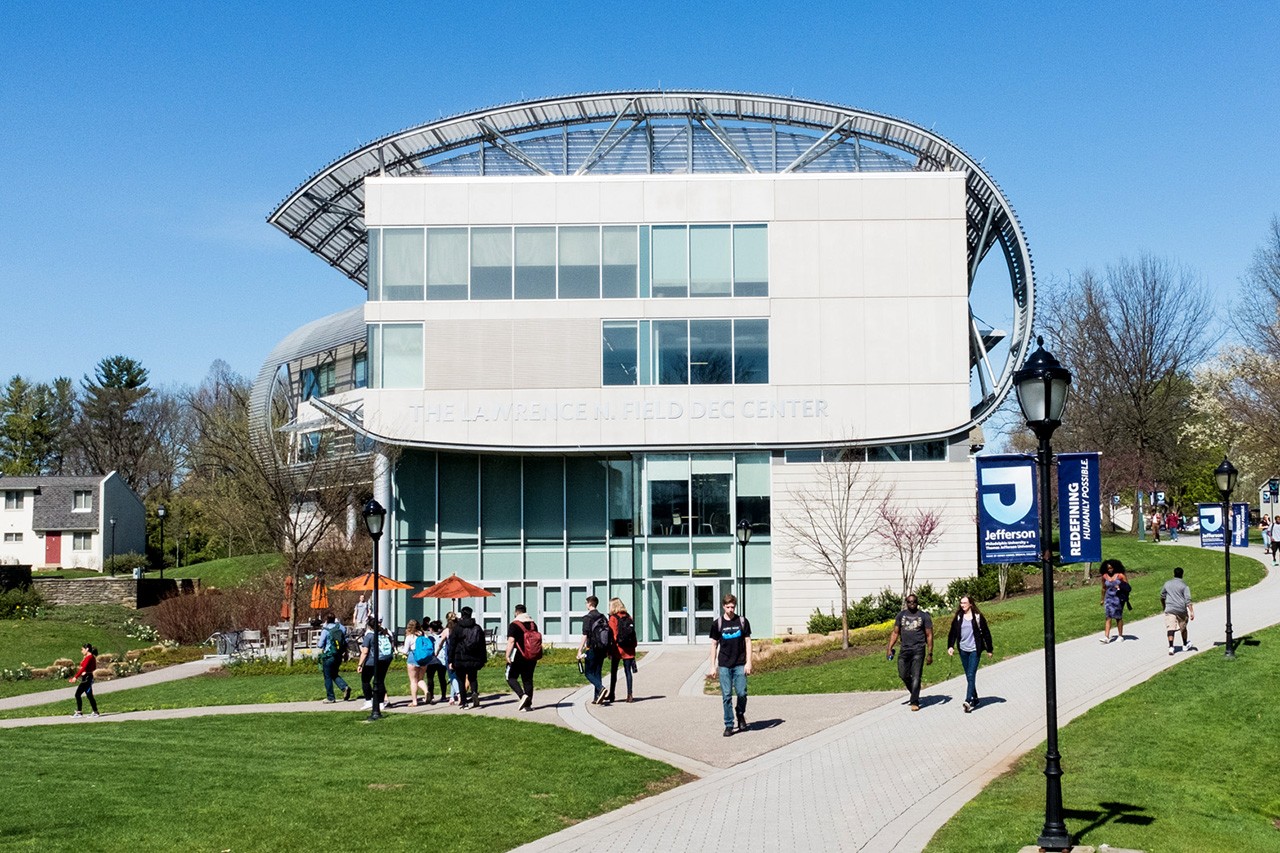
[1160,566,1195,655]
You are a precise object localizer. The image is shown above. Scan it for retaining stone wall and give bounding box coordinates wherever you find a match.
[33,577,140,608]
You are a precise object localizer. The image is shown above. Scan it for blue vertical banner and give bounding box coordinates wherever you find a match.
[1199,502,1250,549]
[1233,502,1250,548]
[1057,452,1101,563]
[976,454,1040,563]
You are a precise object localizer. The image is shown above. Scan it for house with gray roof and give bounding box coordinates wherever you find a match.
[0,472,145,571]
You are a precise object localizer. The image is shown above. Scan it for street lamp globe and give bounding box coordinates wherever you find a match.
[362,498,386,540]
[736,519,752,546]
[1214,457,1238,500]
[1013,337,1072,438]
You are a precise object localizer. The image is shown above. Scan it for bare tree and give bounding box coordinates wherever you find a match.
[778,450,890,649]
[186,365,371,665]
[876,503,945,601]
[1040,255,1215,528]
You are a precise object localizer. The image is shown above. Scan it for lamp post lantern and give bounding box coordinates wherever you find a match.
[362,498,387,721]
[156,504,167,580]
[736,519,752,617]
[108,516,116,576]
[1013,336,1073,852]
[1214,457,1238,660]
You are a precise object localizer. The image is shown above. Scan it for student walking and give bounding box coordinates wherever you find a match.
[448,606,488,709]
[317,612,351,703]
[1161,567,1195,654]
[946,595,993,712]
[1099,559,1128,643]
[708,593,752,737]
[403,619,433,706]
[504,604,541,711]
[578,596,611,704]
[68,643,99,718]
[357,617,394,710]
[607,597,638,703]
[424,620,448,703]
[886,594,933,711]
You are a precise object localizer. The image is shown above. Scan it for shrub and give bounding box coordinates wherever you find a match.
[104,552,147,576]
[913,582,947,612]
[150,590,228,645]
[0,586,44,619]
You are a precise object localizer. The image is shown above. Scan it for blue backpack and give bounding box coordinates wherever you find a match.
[411,634,435,665]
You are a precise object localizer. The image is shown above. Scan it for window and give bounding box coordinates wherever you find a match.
[784,442,948,463]
[690,225,732,296]
[515,227,556,299]
[300,362,336,401]
[3,532,21,543]
[352,352,368,389]
[602,319,768,386]
[381,228,425,301]
[602,226,638,298]
[558,226,600,299]
[73,490,92,511]
[72,532,92,551]
[368,323,424,389]
[427,228,468,301]
[470,227,512,300]
[3,491,22,510]
[733,224,769,296]
[651,226,688,298]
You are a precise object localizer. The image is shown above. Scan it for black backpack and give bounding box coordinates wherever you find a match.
[463,623,487,658]
[588,612,612,652]
[615,613,637,652]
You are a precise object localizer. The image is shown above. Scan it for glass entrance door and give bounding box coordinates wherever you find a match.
[663,579,720,643]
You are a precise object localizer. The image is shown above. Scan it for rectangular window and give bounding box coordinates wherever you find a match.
[602,226,638,298]
[3,532,21,542]
[653,320,689,385]
[691,456,732,536]
[352,353,368,389]
[651,226,688,298]
[481,456,521,546]
[366,229,381,300]
[912,440,947,461]
[733,319,769,384]
[558,226,600,299]
[381,228,425,301]
[733,224,768,297]
[73,490,92,511]
[3,491,22,510]
[523,457,564,545]
[566,458,607,544]
[689,320,733,384]
[72,532,91,551]
[868,444,913,462]
[470,227,513,300]
[515,226,556,299]
[602,321,639,386]
[735,452,771,534]
[426,228,468,301]
[690,225,732,296]
[372,323,424,389]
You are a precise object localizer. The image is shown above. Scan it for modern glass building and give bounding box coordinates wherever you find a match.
[256,92,1034,644]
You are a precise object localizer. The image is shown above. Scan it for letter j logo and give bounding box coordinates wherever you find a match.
[980,465,1035,525]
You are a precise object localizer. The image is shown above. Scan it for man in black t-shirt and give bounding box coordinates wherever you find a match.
[708,593,752,737]
[886,594,933,711]
[505,604,538,711]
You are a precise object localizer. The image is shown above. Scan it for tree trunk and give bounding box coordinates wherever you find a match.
[839,580,849,650]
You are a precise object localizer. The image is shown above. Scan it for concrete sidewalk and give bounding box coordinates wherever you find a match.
[0,656,224,712]
[516,565,1280,853]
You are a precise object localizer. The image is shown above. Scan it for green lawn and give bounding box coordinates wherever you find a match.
[927,621,1280,852]
[0,648,599,718]
[163,552,282,587]
[0,714,682,852]
[0,604,147,672]
[748,538,1267,695]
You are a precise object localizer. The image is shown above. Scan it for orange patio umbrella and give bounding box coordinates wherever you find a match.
[413,573,494,610]
[309,576,330,611]
[329,571,416,592]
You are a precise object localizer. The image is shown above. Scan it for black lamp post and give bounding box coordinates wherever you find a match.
[1013,336,1073,852]
[362,498,386,721]
[1214,457,1238,660]
[736,519,752,617]
[156,504,167,580]
[108,516,116,576]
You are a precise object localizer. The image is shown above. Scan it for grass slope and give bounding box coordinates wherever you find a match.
[749,539,1267,695]
[0,714,682,852]
[163,552,282,587]
[927,622,1280,852]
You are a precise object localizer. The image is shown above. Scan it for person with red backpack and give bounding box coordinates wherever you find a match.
[607,597,638,703]
[504,604,542,711]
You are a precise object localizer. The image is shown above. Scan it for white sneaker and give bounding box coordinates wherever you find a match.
[360,700,373,710]
[72,711,83,718]
[1099,636,1109,644]
[91,712,100,718]
[1168,647,1175,655]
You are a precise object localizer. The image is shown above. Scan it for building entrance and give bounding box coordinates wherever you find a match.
[662,579,722,644]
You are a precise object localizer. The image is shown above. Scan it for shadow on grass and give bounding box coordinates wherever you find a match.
[1065,800,1155,841]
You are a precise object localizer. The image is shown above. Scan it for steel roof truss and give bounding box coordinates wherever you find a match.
[477,120,552,176]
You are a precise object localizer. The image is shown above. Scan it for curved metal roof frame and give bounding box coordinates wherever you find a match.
[267,91,1034,427]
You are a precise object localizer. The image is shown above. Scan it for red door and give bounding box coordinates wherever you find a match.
[45,532,61,565]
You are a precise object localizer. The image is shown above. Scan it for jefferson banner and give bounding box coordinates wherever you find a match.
[977,454,1039,563]
[1198,502,1249,549]
[1057,452,1101,564]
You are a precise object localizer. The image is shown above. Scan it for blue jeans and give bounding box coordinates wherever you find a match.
[717,665,747,728]
[584,650,605,699]
[959,648,980,705]
[321,658,349,701]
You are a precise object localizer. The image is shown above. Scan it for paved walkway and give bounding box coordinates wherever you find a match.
[4,566,1275,852]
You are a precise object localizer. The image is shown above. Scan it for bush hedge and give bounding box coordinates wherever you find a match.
[0,586,44,620]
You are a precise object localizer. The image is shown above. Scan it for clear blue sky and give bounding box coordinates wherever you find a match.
[2,3,1277,388]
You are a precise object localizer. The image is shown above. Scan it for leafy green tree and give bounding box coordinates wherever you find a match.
[0,375,77,475]
[75,355,162,493]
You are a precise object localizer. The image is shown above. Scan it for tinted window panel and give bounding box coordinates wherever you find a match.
[602,321,638,386]
[689,320,733,384]
[733,319,769,384]
[733,224,768,297]
[558,226,600,299]
[515,227,556,299]
[470,227,512,300]
[653,320,689,385]
[690,225,731,296]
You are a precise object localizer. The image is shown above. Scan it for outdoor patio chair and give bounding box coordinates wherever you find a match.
[238,629,265,659]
